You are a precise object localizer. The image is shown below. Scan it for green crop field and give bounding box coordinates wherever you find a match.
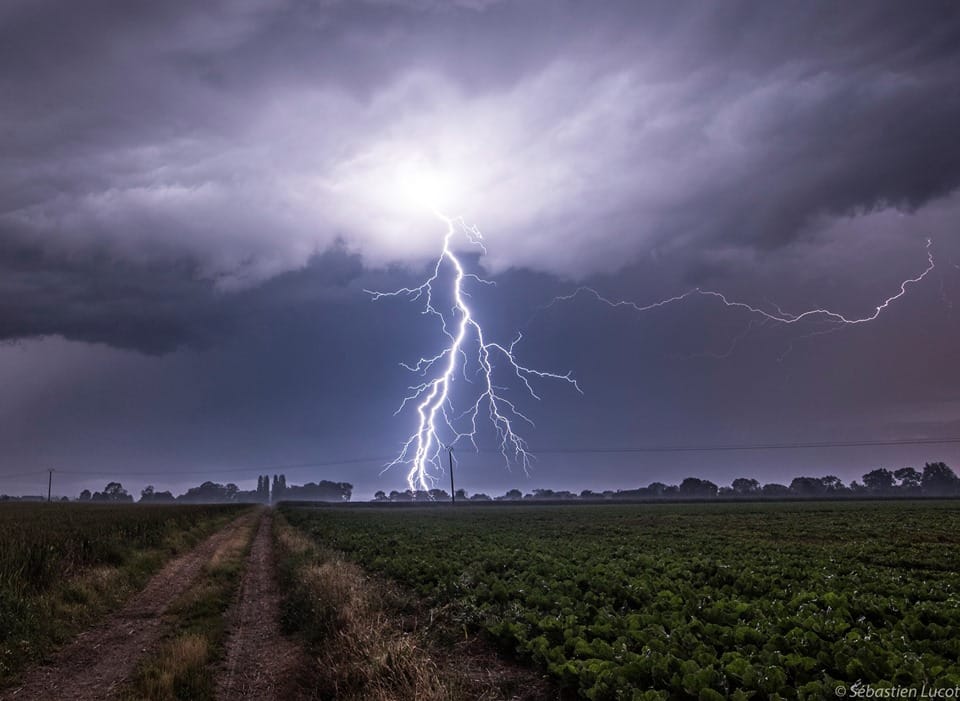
[282,501,960,700]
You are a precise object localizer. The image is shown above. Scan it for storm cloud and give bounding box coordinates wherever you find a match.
[1,1,959,496]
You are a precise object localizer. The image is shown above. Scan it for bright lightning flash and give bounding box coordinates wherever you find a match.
[547,238,937,340]
[367,209,582,492]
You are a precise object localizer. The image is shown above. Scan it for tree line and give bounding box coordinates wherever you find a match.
[371,461,960,502]
[2,462,957,504]
[64,474,353,504]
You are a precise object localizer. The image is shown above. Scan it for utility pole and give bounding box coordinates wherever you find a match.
[448,446,455,505]
[47,469,53,503]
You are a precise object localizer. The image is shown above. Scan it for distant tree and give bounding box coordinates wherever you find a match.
[679,477,718,499]
[141,485,155,501]
[580,489,600,499]
[177,481,233,503]
[427,488,449,501]
[894,467,922,491]
[820,475,847,494]
[283,480,353,502]
[469,493,491,501]
[225,483,239,501]
[849,480,867,495]
[499,489,523,501]
[731,478,760,496]
[761,483,790,497]
[373,490,388,502]
[789,477,826,498]
[647,482,668,498]
[78,489,91,501]
[455,488,467,501]
[921,462,959,496]
[92,482,133,502]
[862,469,895,494]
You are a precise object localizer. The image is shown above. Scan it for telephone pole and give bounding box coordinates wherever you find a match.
[448,446,455,505]
[47,469,53,503]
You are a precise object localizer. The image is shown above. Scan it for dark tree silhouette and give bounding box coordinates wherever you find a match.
[789,477,826,497]
[921,462,959,496]
[679,478,718,498]
[283,480,352,502]
[731,478,761,496]
[894,467,922,491]
[90,482,133,502]
[762,483,790,497]
[862,468,895,494]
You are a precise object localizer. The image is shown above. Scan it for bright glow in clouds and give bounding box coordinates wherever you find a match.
[367,210,582,492]
[397,160,461,214]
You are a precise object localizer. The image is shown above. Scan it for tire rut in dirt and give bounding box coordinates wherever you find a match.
[216,511,308,701]
[1,512,257,701]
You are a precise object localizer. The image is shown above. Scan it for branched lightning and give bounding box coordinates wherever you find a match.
[546,238,937,342]
[366,211,582,492]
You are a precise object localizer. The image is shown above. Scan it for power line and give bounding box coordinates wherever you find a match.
[2,436,956,482]
[519,437,960,455]
[0,470,50,480]
[49,455,393,478]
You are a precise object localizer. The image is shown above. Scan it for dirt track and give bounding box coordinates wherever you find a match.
[216,511,307,700]
[2,512,257,701]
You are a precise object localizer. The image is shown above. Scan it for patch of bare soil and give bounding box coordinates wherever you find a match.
[216,511,308,701]
[400,599,562,701]
[433,634,563,701]
[1,511,257,701]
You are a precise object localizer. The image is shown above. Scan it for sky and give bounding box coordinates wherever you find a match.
[2,0,960,499]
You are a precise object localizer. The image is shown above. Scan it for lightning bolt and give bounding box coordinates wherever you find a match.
[367,211,581,492]
[546,238,937,336]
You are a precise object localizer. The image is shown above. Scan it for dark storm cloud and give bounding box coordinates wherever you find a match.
[0,235,223,353]
[3,2,960,284]
[2,1,960,496]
